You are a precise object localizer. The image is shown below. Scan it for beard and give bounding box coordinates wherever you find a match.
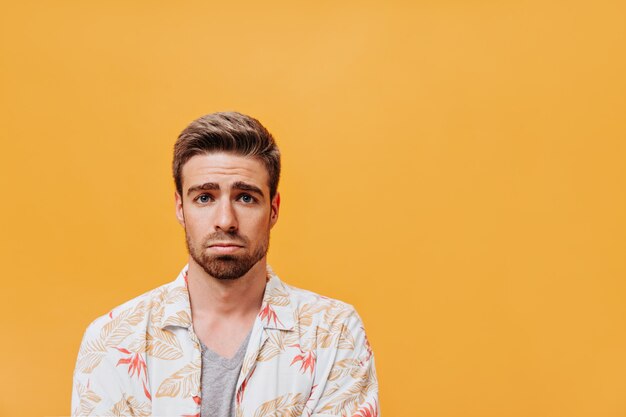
[186,229,269,280]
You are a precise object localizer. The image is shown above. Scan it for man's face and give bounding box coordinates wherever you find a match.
[175,152,280,280]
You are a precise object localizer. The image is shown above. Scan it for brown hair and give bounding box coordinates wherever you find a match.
[173,112,281,199]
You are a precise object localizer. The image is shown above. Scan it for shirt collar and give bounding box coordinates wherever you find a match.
[159,264,295,331]
[259,264,295,331]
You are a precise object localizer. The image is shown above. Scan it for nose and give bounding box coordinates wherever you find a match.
[214,198,238,232]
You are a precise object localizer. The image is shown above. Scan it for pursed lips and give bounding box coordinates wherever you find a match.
[207,242,244,253]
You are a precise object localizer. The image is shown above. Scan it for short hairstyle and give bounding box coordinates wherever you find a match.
[173,112,281,199]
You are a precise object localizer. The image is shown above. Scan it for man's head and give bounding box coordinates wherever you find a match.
[173,112,280,201]
[173,112,281,280]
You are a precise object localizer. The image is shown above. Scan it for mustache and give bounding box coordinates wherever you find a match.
[203,231,248,247]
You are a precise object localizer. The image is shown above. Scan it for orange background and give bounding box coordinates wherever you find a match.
[1,1,625,416]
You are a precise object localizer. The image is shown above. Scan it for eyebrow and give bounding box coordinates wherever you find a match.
[232,181,264,197]
[187,182,219,196]
[186,181,264,198]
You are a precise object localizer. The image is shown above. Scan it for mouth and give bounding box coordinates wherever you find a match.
[207,243,244,254]
[208,242,244,247]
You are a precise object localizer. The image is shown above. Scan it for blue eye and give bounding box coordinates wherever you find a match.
[240,194,254,203]
[197,194,211,203]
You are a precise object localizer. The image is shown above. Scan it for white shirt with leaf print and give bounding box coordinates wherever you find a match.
[71,264,380,417]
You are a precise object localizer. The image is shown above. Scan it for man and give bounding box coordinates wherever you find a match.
[71,112,379,417]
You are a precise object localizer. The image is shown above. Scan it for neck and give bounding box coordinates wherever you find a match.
[186,258,267,319]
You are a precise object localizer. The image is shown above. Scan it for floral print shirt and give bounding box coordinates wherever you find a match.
[71,264,380,417]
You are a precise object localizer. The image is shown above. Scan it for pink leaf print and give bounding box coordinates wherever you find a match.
[115,350,148,380]
[303,383,318,416]
[289,344,316,375]
[237,367,256,405]
[142,380,152,401]
[258,303,283,327]
[352,402,378,417]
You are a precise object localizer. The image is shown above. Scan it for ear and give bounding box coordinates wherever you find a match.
[175,191,185,227]
[269,192,280,229]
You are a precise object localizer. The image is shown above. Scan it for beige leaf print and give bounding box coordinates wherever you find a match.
[125,395,152,416]
[267,286,290,306]
[128,336,147,354]
[285,330,300,346]
[294,302,330,331]
[294,305,313,330]
[313,326,335,349]
[148,285,186,325]
[101,301,146,346]
[337,324,356,350]
[109,398,130,416]
[241,351,257,377]
[74,381,101,416]
[148,289,168,324]
[253,393,304,417]
[146,327,184,360]
[257,331,288,362]
[328,358,362,381]
[320,383,341,399]
[155,362,200,398]
[328,308,353,334]
[319,378,370,416]
[350,365,373,383]
[162,310,191,328]
[76,339,107,373]
[108,395,151,417]
[164,286,188,305]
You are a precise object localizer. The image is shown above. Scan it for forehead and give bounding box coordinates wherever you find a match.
[181,152,270,191]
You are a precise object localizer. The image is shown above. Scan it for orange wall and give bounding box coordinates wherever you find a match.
[1,1,625,416]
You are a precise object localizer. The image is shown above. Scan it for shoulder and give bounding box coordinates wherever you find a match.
[74,276,186,376]
[72,274,186,414]
[284,281,358,319]
[275,277,369,342]
[78,273,187,354]
[274,278,374,368]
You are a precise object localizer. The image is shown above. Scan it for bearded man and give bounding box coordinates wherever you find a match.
[71,112,379,417]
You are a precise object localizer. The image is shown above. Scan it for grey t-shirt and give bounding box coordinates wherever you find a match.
[199,331,251,417]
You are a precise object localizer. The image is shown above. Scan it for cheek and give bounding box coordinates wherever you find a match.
[241,216,270,237]
[253,217,272,235]
[183,213,210,237]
